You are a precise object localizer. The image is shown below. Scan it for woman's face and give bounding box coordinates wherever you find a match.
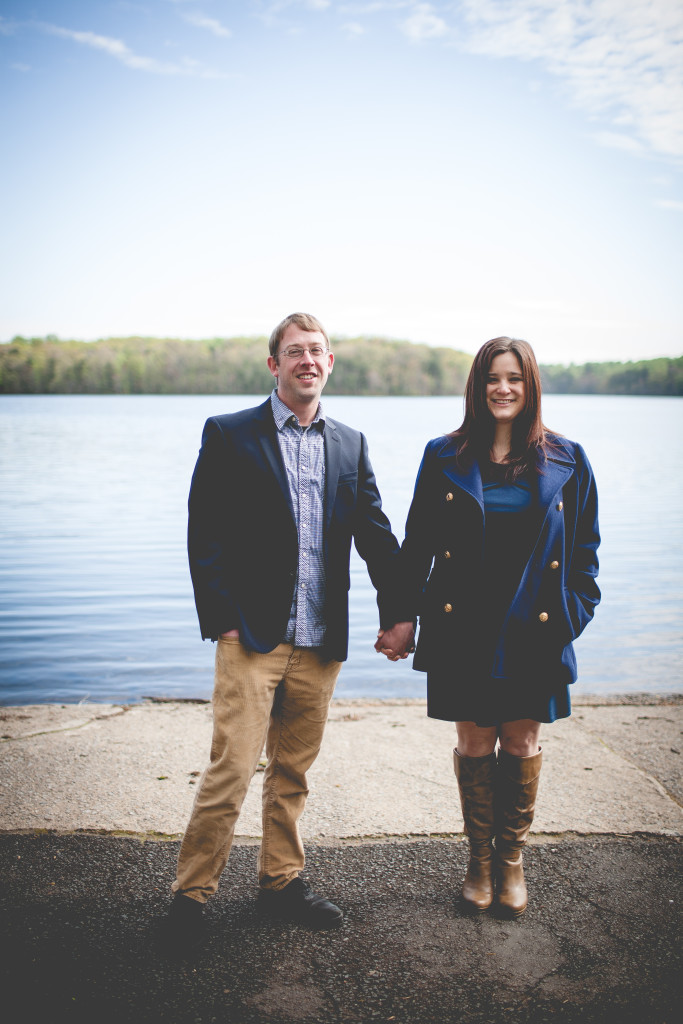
[485,351,525,425]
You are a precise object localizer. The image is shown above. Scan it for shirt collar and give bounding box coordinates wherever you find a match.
[270,389,326,432]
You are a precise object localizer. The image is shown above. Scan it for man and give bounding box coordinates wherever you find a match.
[166,312,414,950]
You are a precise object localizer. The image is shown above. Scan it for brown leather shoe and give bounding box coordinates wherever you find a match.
[495,747,543,917]
[453,749,497,912]
[258,877,343,929]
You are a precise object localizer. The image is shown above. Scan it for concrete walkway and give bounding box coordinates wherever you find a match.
[1,696,682,838]
[1,696,681,1024]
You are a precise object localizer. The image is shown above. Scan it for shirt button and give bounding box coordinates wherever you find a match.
[556,501,564,511]
[538,612,549,623]
[444,603,453,613]
[445,492,453,502]
[550,560,559,570]
[444,550,451,559]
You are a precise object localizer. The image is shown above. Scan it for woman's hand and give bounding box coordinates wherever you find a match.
[375,622,415,661]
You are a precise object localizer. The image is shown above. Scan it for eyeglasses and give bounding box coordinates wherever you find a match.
[279,345,329,359]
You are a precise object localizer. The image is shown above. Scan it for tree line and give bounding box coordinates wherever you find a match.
[0,334,681,396]
[540,357,682,395]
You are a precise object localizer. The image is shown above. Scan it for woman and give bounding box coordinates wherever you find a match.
[379,337,600,916]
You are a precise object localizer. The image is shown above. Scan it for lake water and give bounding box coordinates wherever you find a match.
[0,394,681,705]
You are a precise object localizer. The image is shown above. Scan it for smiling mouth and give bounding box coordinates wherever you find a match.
[298,373,317,380]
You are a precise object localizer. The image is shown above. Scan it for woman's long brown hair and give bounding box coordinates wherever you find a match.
[451,337,558,479]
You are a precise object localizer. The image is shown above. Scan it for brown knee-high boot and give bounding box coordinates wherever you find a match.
[453,750,497,912]
[495,747,542,917]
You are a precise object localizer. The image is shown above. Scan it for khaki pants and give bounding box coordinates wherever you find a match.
[173,638,341,903]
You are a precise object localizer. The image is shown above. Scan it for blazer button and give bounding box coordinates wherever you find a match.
[556,501,564,511]
[538,612,549,623]
[444,603,453,613]
[550,560,559,570]
[444,550,451,559]
[445,492,454,502]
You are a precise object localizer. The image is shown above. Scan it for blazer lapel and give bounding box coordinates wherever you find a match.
[324,419,341,531]
[252,401,296,521]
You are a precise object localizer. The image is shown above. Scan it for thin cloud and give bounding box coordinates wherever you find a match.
[591,131,645,154]
[258,0,331,17]
[39,22,230,78]
[254,0,330,30]
[339,3,414,12]
[654,198,683,212]
[183,13,232,38]
[342,21,366,36]
[457,0,683,160]
[401,3,449,41]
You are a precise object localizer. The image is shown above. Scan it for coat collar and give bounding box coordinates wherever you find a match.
[436,433,574,511]
[539,436,576,507]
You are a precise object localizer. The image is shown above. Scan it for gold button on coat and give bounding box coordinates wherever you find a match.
[550,560,559,570]
[444,603,453,613]
[445,492,453,502]
[538,612,549,623]
[444,550,451,559]
[556,501,564,511]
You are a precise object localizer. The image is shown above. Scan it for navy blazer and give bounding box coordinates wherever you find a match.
[400,433,600,705]
[187,398,404,662]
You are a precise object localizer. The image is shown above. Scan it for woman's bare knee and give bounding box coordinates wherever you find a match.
[455,722,498,757]
[499,719,541,757]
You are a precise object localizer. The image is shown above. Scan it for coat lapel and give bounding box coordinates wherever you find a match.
[324,419,341,531]
[537,447,575,512]
[252,400,296,521]
[437,435,575,515]
[437,439,485,508]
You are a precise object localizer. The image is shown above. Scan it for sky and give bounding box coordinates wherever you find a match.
[1,1,682,365]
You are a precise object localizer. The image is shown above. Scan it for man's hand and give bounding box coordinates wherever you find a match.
[374,621,415,661]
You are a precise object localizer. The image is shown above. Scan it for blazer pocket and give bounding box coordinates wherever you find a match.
[335,472,357,508]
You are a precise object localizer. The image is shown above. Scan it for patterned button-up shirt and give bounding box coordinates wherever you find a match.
[270,390,327,648]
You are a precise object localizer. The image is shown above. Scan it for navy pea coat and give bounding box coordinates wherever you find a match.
[187,398,405,662]
[400,433,600,717]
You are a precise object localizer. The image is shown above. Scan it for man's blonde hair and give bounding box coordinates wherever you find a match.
[268,312,330,359]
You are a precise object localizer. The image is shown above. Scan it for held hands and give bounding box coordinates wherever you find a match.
[375,621,415,662]
[220,625,415,657]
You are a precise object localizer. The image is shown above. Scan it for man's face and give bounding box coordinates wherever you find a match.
[267,324,334,412]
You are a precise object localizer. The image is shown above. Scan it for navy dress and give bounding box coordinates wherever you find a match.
[447,459,571,727]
